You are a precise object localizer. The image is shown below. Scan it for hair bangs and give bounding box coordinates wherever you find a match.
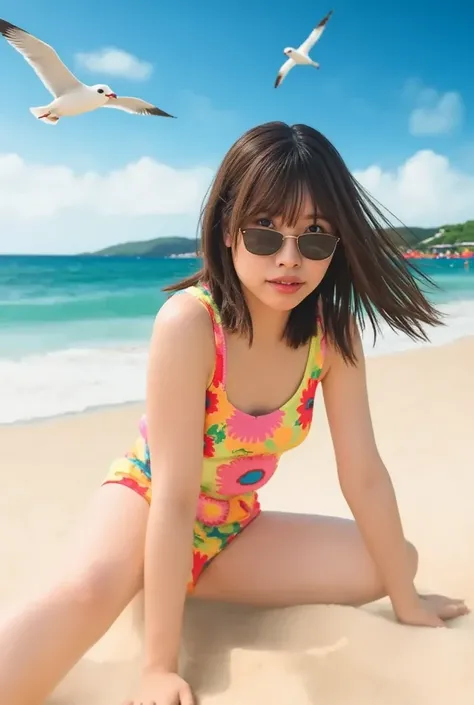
[230,150,328,235]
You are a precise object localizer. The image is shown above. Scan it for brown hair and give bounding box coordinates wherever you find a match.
[165,121,443,363]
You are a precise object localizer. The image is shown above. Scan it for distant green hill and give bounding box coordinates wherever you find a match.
[88,236,198,258]
[422,220,474,247]
[86,222,473,258]
[384,226,438,247]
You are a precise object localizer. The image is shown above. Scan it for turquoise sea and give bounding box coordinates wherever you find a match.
[1,255,473,424]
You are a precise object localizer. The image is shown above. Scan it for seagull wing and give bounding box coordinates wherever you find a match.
[274,58,295,88]
[0,18,81,97]
[298,10,333,56]
[103,96,176,117]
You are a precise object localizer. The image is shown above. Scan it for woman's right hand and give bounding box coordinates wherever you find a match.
[395,593,469,628]
[124,669,194,705]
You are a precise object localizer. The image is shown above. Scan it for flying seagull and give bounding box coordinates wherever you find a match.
[274,10,333,88]
[0,18,175,124]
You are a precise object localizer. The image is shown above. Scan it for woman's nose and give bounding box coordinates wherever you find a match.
[275,235,301,267]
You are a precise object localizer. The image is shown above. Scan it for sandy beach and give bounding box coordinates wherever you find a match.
[0,336,473,705]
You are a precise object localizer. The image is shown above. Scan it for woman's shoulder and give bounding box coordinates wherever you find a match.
[151,285,215,355]
[318,312,364,379]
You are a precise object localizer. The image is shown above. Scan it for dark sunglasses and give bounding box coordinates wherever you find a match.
[239,227,339,261]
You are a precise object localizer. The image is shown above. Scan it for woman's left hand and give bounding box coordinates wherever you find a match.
[395,593,470,628]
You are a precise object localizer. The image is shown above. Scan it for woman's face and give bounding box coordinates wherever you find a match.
[226,193,338,313]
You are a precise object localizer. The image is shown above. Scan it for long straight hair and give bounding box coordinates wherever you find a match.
[165,121,443,363]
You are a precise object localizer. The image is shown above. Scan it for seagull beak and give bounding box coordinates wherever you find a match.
[106,93,117,99]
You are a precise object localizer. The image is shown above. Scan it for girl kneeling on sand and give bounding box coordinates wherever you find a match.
[0,121,468,705]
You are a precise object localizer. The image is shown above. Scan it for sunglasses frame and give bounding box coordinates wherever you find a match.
[239,227,340,261]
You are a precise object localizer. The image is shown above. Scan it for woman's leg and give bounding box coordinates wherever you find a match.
[0,484,149,705]
[192,510,418,606]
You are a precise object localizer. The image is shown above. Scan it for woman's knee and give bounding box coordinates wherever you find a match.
[54,540,143,606]
[57,484,148,608]
[406,540,419,579]
[60,555,143,612]
[362,539,419,605]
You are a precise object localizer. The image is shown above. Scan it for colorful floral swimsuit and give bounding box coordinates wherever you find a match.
[102,282,326,591]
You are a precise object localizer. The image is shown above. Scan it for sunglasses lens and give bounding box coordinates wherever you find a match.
[241,228,282,255]
[298,233,338,260]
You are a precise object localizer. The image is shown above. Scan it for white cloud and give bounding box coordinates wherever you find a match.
[75,47,153,81]
[353,150,474,226]
[405,80,464,135]
[0,154,213,254]
[0,148,472,254]
[0,154,212,219]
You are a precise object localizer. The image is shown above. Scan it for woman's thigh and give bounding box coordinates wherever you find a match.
[53,482,149,602]
[193,510,418,607]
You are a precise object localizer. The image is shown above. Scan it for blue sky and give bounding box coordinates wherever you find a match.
[0,0,472,254]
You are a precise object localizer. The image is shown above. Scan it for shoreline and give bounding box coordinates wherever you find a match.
[0,398,144,429]
[2,333,473,429]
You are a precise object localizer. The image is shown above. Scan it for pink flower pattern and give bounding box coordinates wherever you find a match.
[215,454,279,495]
[196,494,230,525]
[227,407,284,443]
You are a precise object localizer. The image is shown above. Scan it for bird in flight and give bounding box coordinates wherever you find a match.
[0,18,175,124]
[274,10,333,88]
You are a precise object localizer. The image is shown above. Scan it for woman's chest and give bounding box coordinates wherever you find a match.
[224,337,311,416]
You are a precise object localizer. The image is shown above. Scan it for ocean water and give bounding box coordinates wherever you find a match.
[1,255,473,424]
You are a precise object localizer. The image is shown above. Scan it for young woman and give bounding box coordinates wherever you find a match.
[0,121,468,705]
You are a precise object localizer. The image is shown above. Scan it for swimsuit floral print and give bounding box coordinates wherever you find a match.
[103,282,326,590]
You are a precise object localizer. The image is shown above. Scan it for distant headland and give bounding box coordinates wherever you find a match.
[86,236,200,258]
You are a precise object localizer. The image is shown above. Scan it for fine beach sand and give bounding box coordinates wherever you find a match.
[0,337,473,704]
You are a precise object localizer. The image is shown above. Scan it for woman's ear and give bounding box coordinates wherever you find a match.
[224,231,232,248]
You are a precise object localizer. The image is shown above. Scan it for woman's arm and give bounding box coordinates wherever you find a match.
[142,293,214,673]
[321,321,420,616]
